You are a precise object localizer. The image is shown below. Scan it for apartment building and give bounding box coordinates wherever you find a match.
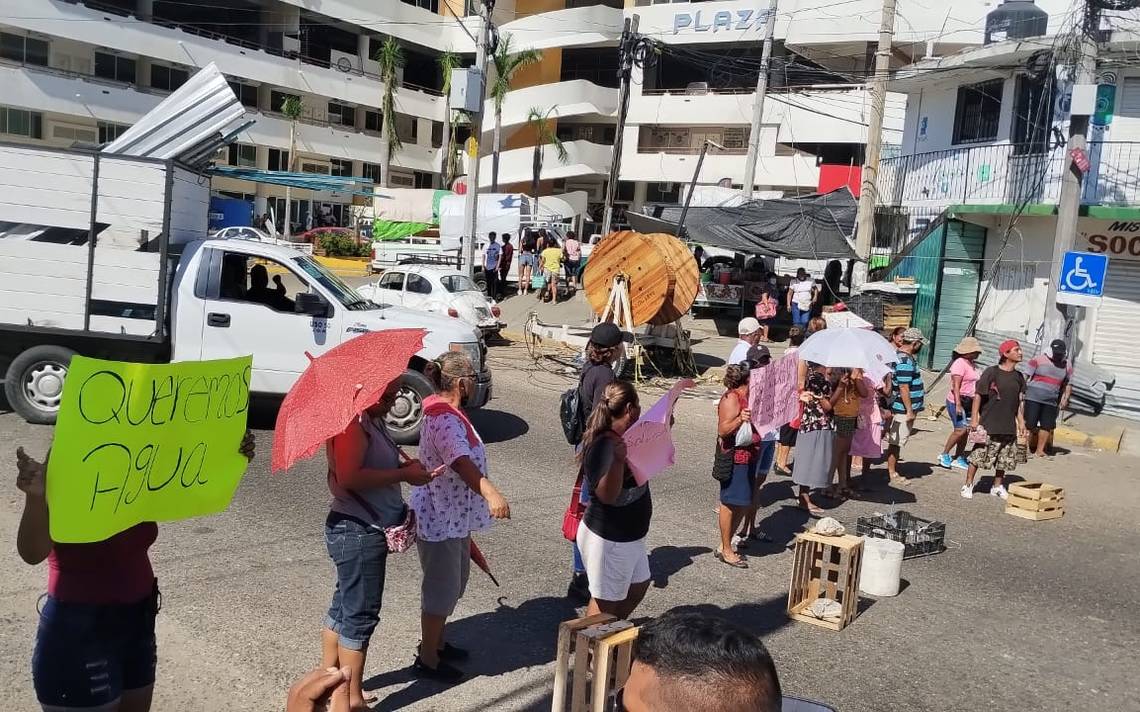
[0,0,1075,234]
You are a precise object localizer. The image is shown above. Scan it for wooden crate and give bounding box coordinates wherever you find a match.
[1005,482,1065,521]
[552,615,639,712]
[787,532,864,632]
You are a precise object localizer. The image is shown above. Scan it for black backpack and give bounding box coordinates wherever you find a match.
[560,385,585,445]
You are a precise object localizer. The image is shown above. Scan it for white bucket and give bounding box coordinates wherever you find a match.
[859,537,905,597]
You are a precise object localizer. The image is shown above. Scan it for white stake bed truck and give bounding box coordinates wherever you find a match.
[0,143,491,443]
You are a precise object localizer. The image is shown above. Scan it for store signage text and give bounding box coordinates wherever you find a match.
[673,9,771,34]
[1082,220,1140,261]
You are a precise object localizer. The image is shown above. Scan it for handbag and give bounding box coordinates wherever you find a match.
[755,297,777,320]
[347,490,418,553]
[531,273,547,289]
[562,472,586,541]
[712,442,734,482]
[789,402,805,430]
[967,425,989,445]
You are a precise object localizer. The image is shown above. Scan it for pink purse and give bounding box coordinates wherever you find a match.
[384,507,417,554]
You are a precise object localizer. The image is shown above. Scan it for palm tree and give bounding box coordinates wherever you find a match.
[437,49,461,186]
[279,95,304,239]
[526,106,568,215]
[376,37,405,189]
[490,34,541,191]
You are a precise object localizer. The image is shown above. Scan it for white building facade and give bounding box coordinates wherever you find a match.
[876,16,1140,419]
[2,0,1058,235]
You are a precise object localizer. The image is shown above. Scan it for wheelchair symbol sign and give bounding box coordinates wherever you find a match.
[1058,251,1108,298]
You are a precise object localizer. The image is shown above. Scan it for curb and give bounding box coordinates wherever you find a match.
[1052,424,1123,452]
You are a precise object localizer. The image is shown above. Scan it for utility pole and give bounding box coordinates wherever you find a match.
[678,139,725,236]
[461,1,492,280]
[742,0,778,200]
[851,0,897,291]
[600,14,638,238]
[1042,1,1100,345]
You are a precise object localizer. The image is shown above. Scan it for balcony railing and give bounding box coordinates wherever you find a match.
[877,142,1140,208]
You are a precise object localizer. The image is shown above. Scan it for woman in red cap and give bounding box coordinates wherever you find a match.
[962,339,1027,499]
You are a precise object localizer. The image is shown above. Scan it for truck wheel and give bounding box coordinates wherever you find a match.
[4,345,77,424]
[386,369,434,445]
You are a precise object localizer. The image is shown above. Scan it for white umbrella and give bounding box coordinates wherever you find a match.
[823,311,873,330]
[798,327,898,372]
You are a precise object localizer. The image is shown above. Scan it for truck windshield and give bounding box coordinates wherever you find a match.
[293,255,372,311]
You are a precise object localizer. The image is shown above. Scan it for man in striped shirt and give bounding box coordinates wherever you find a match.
[1025,339,1073,457]
[886,327,926,485]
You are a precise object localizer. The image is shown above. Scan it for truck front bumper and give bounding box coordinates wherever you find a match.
[470,366,493,408]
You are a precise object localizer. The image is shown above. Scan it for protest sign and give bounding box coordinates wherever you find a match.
[750,353,800,436]
[46,355,253,543]
[625,378,694,485]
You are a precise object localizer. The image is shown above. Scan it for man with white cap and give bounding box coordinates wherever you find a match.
[730,318,763,366]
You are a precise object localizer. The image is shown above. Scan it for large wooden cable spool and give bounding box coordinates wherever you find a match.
[583,230,700,327]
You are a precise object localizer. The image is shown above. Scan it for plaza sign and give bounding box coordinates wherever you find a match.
[673,8,772,34]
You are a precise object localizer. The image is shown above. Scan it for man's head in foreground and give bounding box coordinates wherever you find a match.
[621,610,781,712]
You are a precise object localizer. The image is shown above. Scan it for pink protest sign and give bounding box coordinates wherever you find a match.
[749,353,800,436]
[624,379,694,485]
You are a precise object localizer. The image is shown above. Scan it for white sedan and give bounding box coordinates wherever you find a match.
[357,265,505,337]
[211,226,313,254]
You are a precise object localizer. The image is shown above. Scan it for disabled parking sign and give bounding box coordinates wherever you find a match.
[1057,250,1108,306]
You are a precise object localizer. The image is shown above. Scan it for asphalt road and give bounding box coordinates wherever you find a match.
[1,342,1138,711]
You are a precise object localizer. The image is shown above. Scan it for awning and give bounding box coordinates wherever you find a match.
[626,189,858,260]
[208,166,386,198]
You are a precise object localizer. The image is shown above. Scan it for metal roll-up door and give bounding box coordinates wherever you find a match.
[1093,260,1140,374]
[1093,260,1140,419]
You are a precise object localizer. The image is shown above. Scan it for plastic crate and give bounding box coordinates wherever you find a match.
[855,510,945,559]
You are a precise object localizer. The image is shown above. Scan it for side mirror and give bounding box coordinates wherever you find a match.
[295,292,330,317]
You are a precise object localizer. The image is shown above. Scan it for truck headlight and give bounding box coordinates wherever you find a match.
[449,341,482,372]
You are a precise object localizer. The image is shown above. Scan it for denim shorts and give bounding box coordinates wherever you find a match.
[33,590,158,707]
[519,253,537,268]
[325,512,389,650]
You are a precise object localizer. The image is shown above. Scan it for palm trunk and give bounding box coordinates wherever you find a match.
[531,145,542,217]
[440,103,452,187]
[284,120,297,239]
[379,113,392,189]
[492,106,502,191]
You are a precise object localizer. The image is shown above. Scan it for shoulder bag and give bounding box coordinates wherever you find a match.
[712,441,734,482]
[347,488,418,554]
[562,472,586,541]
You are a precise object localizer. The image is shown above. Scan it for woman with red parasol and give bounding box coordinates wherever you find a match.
[320,380,436,710]
[410,351,510,684]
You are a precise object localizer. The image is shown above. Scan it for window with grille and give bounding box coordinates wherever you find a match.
[98,122,130,143]
[228,143,257,167]
[361,162,382,182]
[228,81,259,109]
[94,52,136,83]
[0,32,48,66]
[953,79,1004,145]
[151,64,189,92]
[268,148,290,172]
[327,102,356,127]
[0,107,43,139]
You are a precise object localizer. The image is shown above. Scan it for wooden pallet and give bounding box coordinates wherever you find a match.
[787,532,864,632]
[1005,482,1065,521]
[552,615,639,712]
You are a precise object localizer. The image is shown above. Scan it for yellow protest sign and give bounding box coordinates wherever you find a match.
[46,355,253,543]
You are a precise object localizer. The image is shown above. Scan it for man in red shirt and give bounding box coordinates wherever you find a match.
[498,233,514,300]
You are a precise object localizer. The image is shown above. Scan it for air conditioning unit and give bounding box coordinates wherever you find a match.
[390,172,415,187]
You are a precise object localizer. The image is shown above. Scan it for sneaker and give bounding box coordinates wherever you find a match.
[412,656,464,684]
[951,457,970,470]
[991,484,1009,500]
[960,484,974,499]
[938,453,953,469]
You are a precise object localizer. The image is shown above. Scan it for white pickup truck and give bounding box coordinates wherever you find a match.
[0,143,490,444]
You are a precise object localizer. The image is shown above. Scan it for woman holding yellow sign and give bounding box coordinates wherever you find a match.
[14,432,255,712]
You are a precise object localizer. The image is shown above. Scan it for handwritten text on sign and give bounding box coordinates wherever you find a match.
[46,356,252,543]
[625,379,694,485]
[749,353,800,437]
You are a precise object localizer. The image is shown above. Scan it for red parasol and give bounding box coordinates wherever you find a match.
[469,538,499,587]
[270,328,426,472]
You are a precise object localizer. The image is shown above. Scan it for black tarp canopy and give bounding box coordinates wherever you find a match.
[625,189,859,260]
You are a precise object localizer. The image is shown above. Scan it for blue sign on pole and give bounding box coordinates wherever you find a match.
[1058,250,1108,299]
